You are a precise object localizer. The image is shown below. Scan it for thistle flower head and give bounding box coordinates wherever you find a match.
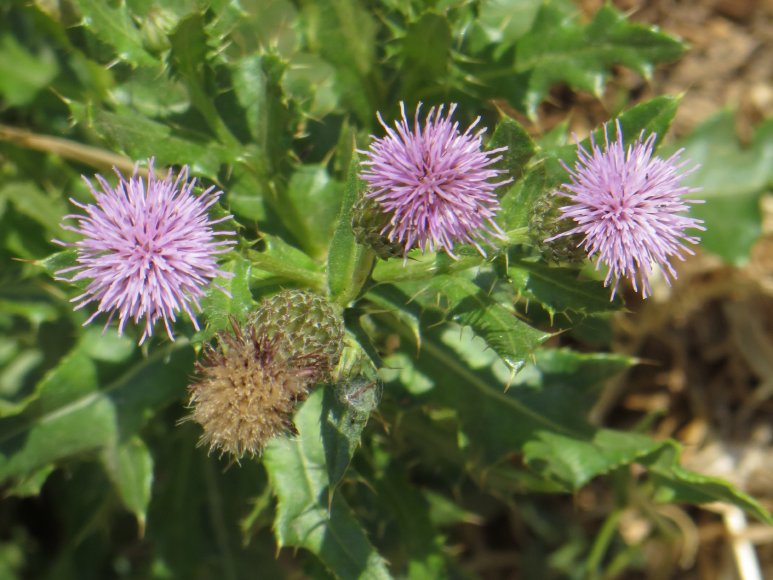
[547,121,705,299]
[249,289,344,379]
[186,320,325,459]
[359,102,512,258]
[186,291,343,459]
[55,159,235,344]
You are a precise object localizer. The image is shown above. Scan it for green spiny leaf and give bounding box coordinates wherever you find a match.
[169,13,238,147]
[327,154,374,305]
[74,0,158,67]
[264,389,391,579]
[670,112,773,264]
[510,260,621,315]
[382,321,653,483]
[523,429,661,489]
[642,441,773,524]
[409,274,549,373]
[516,4,684,116]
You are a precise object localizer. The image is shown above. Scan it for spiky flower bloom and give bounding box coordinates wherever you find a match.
[546,122,705,299]
[186,291,344,458]
[186,320,325,458]
[55,160,235,344]
[359,102,512,258]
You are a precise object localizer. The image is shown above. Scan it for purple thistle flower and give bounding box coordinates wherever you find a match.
[547,121,705,299]
[359,102,512,258]
[55,159,236,344]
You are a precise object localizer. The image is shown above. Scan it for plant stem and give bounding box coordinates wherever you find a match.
[585,508,623,579]
[0,124,141,174]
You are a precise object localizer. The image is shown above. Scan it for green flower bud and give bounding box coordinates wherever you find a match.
[250,290,345,379]
[140,7,177,54]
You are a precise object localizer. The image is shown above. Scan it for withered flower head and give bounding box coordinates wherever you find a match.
[186,291,345,459]
[186,320,325,459]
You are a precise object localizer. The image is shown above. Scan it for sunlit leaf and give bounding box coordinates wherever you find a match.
[643,442,772,525]
[670,112,773,264]
[408,274,549,373]
[264,389,391,579]
[327,155,373,305]
[516,4,684,116]
[510,260,620,315]
[74,0,157,67]
[100,436,153,529]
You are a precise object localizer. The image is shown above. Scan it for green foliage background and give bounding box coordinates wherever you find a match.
[0,0,771,578]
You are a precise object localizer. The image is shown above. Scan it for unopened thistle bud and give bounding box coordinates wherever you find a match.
[351,195,406,260]
[186,320,325,458]
[249,289,345,379]
[140,7,176,53]
[528,192,586,264]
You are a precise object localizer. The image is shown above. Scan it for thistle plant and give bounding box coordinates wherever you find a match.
[3,1,770,579]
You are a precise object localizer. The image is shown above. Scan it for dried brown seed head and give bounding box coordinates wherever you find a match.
[185,323,325,459]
